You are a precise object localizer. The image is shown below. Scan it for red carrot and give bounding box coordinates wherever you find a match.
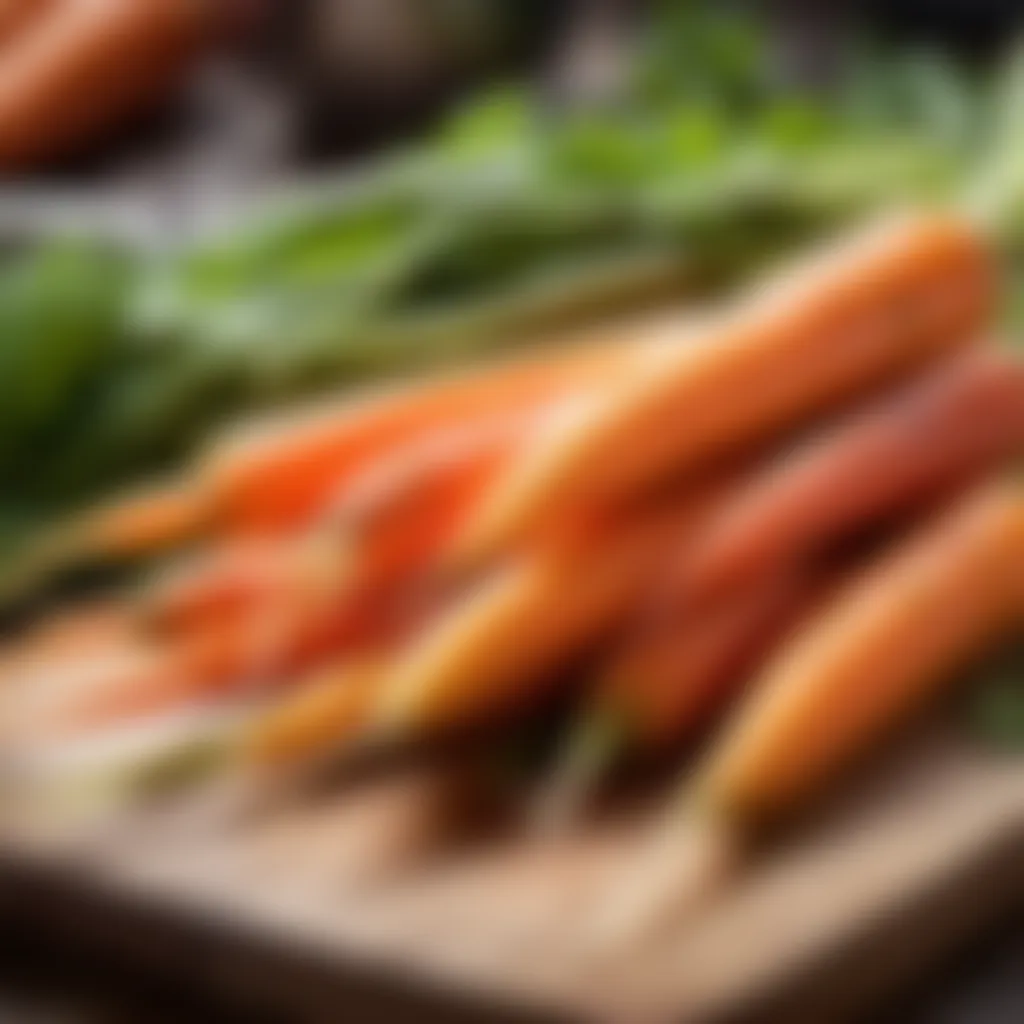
[668,348,1024,607]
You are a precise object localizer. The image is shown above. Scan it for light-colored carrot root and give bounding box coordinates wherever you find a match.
[589,813,739,954]
[6,611,291,741]
[30,628,259,737]
[449,211,993,568]
[82,481,207,560]
[16,548,419,741]
[0,602,131,678]
[242,660,384,766]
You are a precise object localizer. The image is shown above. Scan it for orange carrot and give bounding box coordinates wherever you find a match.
[670,348,1024,606]
[140,413,521,635]
[142,428,518,650]
[118,415,670,748]
[204,329,640,534]
[18,541,440,739]
[0,0,52,50]
[535,575,824,828]
[373,486,726,736]
[144,538,292,636]
[597,482,1024,947]
[697,482,1024,819]
[0,0,212,169]
[15,627,253,738]
[450,212,993,567]
[243,660,383,766]
[128,480,717,750]
[600,575,823,750]
[328,412,534,586]
[84,481,207,561]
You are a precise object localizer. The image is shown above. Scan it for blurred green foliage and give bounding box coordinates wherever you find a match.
[968,643,1024,751]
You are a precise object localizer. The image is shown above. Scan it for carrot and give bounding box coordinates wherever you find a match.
[670,348,1024,606]
[597,481,1024,947]
[6,604,307,738]
[2,643,165,743]
[0,0,52,50]
[204,327,642,534]
[0,480,207,616]
[326,411,533,589]
[373,486,726,737]
[2,333,636,610]
[697,483,1024,819]
[0,602,131,686]
[606,575,822,749]
[536,575,823,828]
[134,464,698,749]
[14,317,646,617]
[140,412,523,641]
[143,421,518,643]
[0,0,212,169]
[84,481,207,561]
[145,401,626,682]
[20,536,439,739]
[143,538,287,636]
[12,626,256,738]
[243,660,383,766]
[144,369,611,643]
[449,211,993,568]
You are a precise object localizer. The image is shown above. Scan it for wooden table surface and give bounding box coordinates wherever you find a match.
[1,722,1021,1024]
[0,904,1016,1024]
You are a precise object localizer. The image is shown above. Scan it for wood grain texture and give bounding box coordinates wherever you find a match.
[1,723,1022,1023]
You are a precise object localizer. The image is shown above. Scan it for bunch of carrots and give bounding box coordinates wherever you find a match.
[1,208,1022,938]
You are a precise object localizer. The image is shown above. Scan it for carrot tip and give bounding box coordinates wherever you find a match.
[586,814,737,956]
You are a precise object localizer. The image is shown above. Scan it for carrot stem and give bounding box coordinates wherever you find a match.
[532,708,628,833]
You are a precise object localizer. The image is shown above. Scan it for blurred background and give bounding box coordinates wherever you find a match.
[0,1,1022,1021]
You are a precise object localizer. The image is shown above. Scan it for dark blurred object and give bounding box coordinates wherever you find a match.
[279,0,560,157]
[853,0,1024,51]
[544,0,642,109]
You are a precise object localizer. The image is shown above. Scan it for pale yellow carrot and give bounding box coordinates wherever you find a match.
[243,660,384,766]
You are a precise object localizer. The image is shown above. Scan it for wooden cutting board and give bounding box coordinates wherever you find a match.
[1,721,1022,1024]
